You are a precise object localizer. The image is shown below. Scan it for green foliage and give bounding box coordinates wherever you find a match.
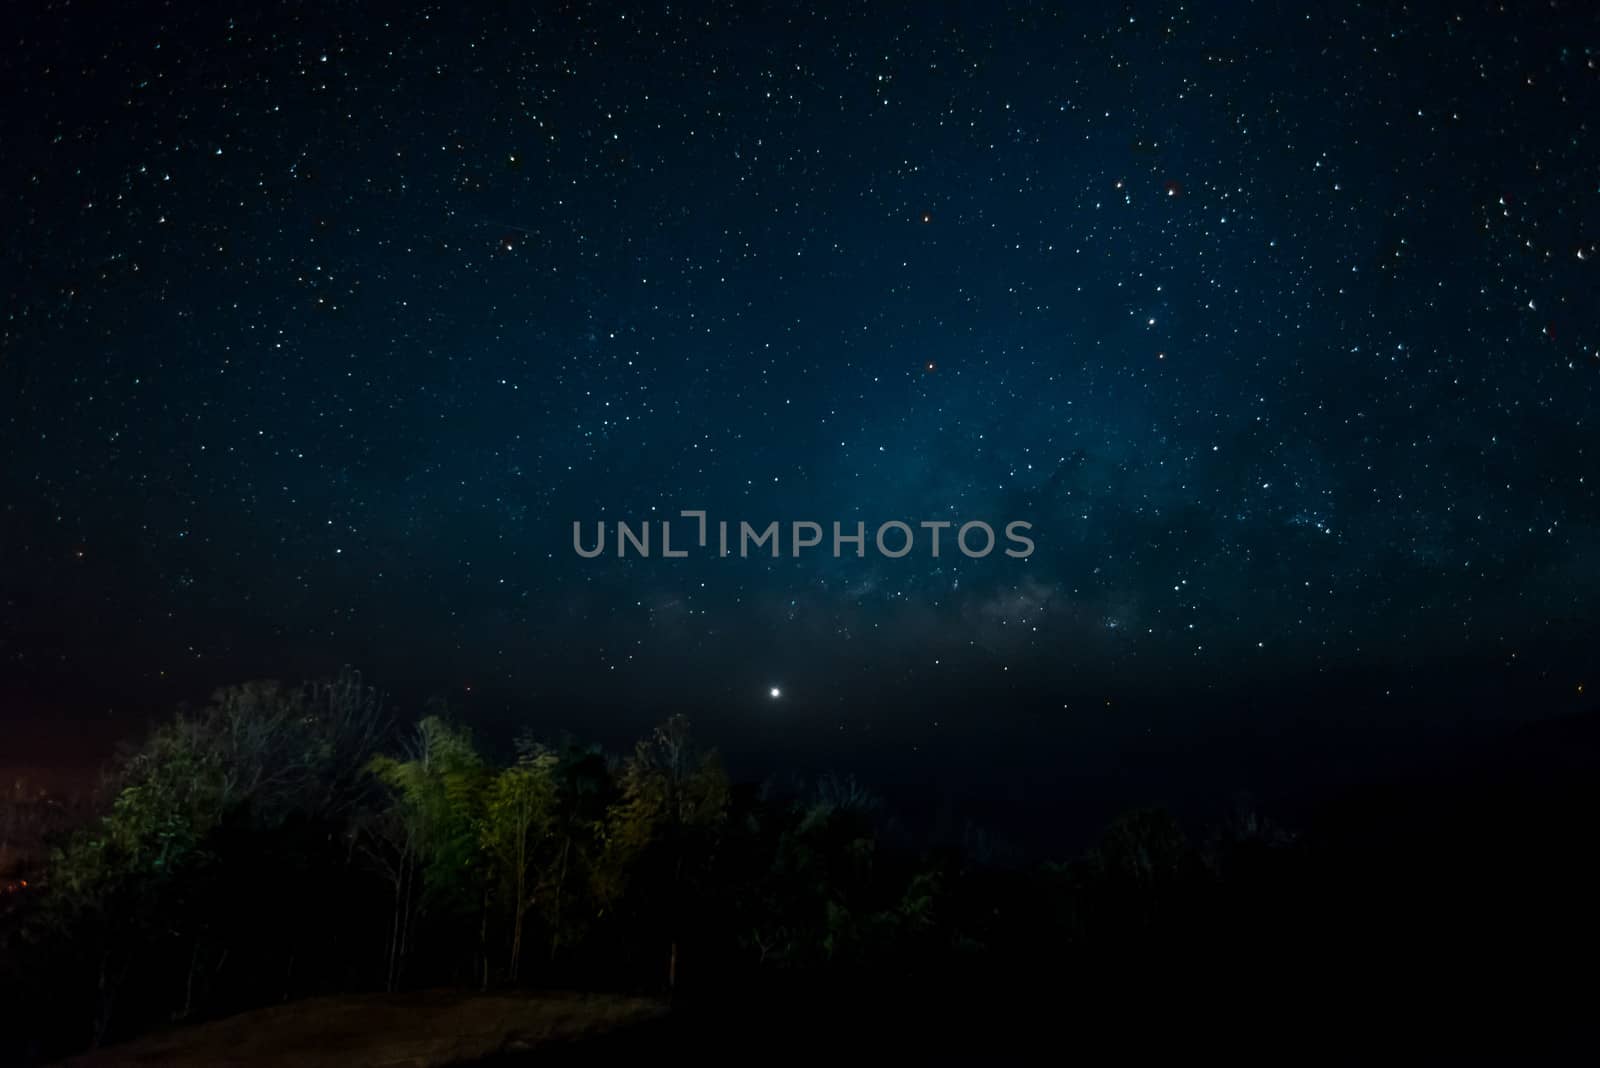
[598,715,730,909]
[15,669,389,1046]
[481,751,557,881]
[536,741,614,964]
[480,749,557,979]
[46,671,384,926]
[368,715,489,914]
[728,775,963,975]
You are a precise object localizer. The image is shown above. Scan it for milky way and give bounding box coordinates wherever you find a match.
[3,3,1597,790]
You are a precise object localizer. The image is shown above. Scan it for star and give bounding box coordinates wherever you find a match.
[769,686,782,699]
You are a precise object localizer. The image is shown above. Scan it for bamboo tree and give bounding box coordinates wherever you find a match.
[481,750,557,981]
[600,716,729,993]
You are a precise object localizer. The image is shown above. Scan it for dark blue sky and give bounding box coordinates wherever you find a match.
[3,1,1596,809]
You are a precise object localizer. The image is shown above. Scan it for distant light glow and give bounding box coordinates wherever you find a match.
[769,686,782,699]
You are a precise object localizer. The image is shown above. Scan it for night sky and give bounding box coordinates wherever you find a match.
[3,2,1597,821]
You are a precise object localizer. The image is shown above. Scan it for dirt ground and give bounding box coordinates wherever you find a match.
[56,989,669,1067]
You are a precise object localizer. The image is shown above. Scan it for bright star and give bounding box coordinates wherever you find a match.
[769,686,782,699]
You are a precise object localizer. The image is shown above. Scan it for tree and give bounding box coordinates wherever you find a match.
[599,716,729,992]
[738,775,888,970]
[480,748,557,981]
[1077,807,1203,952]
[364,715,488,990]
[25,668,389,1043]
[538,740,613,967]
